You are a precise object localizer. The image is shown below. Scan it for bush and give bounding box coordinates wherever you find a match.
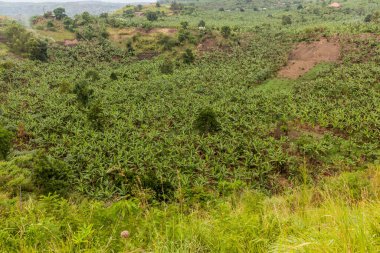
[73,81,94,106]
[221,26,231,38]
[31,152,73,196]
[160,61,174,74]
[198,20,206,27]
[85,70,100,81]
[180,21,189,29]
[182,49,195,64]
[146,11,158,22]
[87,102,107,130]
[178,29,190,43]
[158,35,177,51]
[140,171,175,202]
[282,15,292,25]
[110,72,118,80]
[0,127,12,160]
[28,38,48,62]
[364,14,372,23]
[194,108,221,134]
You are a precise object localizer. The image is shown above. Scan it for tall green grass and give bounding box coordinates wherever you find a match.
[1,166,379,252]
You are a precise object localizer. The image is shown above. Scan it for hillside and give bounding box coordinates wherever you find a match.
[0,0,380,252]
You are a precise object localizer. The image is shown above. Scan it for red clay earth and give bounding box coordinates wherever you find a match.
[278,38,340,79]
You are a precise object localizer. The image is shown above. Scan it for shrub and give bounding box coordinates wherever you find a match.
[110,72,118,80]
[160,61,174,74]
[178,29,190,43]
[194,108,221,134]
[146,11,158,22]
[28,38,48,62]
[126,41,135,55]
[31,152,73,196]
[85,70,100,81]
[198,20,206,27]
[140,171,175,202]
[73,81,94,106]
[282,15,292,25]
[158,35,177,51]
[87,102,107,130]
[221,26,231,38]
[0,127,12,160]
[180,21,189,29]
[182,49,195,64]
[364,14,372,23]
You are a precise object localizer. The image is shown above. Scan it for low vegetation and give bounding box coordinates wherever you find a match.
[0,0,379,251]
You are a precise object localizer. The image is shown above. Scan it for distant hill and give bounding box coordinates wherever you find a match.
[0,1,130,24]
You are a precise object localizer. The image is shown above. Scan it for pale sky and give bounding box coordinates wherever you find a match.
[0,0,154,2]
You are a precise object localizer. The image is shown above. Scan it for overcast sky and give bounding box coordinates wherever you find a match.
[0,0,154,2]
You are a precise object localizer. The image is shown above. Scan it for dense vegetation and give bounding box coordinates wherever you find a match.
[0,0,379,251]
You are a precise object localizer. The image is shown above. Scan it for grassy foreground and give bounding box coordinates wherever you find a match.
[1,166,379,252]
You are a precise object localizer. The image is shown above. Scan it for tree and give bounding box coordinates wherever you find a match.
[156,2,161,8]
[0,127,12,160]
[53,7,66,20]
[282,15,292,25]
[221,26,231,38]
[182,49,195,64]
[28,38,48,62]
[146,11,158,22]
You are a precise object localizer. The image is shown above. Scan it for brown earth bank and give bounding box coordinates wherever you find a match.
[109,27,177,42]
[278,37,340,79]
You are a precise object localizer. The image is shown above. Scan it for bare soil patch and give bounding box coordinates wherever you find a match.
[197,38,218,52]
[63,39,79,47]
[278,38,340,79]
[0,34,6,43]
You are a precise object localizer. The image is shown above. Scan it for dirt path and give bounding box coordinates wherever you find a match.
[278,38,340,79]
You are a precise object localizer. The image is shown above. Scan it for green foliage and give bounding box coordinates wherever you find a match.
[73,81,94,106]
[180,21,189,29]
[85,70,100,81]
[194,108,221,134]
[4,22,48,61]
[282,15,292,25]
[178,29,191,43]
[182,48,195,64]
[198,20,206,27]
[31,152,73,196]
[0,168,380,252]
[53,7,66,20]
[87,102,107,130]
[27,38,48,62]
[364,14,372,23]
[0,127,12,160]
[146,11,158,22]
[110,72,118,80]
[221,25,231,38]
[159,60,174,74]
[158,35,177,51]
[0,160,33,195]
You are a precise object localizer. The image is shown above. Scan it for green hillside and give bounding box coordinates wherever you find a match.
[0,0,379,251]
